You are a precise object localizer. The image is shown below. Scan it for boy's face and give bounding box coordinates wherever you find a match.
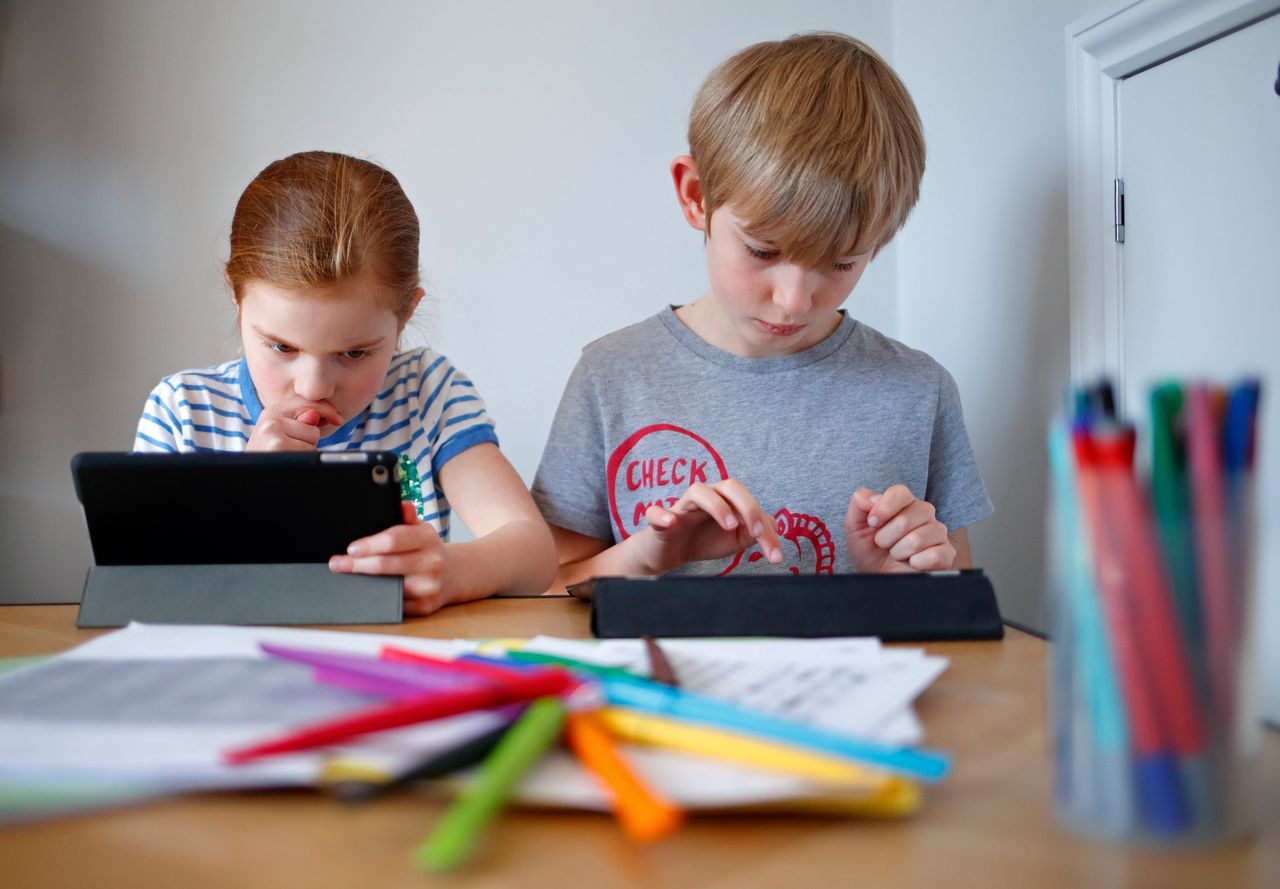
[238,272,409,430]
[699,204,872,358]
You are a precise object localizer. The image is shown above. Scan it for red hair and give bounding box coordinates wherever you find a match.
[226,151,421,322]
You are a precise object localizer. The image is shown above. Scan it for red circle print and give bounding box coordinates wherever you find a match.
[605,424,729,539]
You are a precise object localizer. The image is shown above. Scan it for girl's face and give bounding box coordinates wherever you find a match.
[238,272,412,430]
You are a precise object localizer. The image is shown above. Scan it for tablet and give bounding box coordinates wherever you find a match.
[72,451,404,566]
[576,571,1005,641]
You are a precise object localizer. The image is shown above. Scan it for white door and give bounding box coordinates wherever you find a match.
[1118,13,1280,723]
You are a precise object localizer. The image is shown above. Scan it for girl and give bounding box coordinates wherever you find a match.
[134,151,556,615]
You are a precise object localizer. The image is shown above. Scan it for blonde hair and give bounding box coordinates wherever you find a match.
[688,33,925,266]
[225,151,421,323]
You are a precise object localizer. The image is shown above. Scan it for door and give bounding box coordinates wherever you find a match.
[1118,13,1280,724]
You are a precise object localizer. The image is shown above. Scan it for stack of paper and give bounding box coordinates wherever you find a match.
[0,624,948,822]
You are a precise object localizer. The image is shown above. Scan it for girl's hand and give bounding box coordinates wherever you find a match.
[329,502,451,616]
[843,485,955,573]
[636,479,783,574]
[245,395,343,452]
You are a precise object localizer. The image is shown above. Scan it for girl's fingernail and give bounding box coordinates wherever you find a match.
[725,516,738,529]
[347,541,367,556]
[752,523,764,537]
[868,515,880,527]
[329,555,348,570]
[869,493,881,504]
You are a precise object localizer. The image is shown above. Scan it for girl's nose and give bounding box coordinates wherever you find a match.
[293,359,335,402]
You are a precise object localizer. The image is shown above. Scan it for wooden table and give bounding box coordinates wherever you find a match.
[1,600,1276,889]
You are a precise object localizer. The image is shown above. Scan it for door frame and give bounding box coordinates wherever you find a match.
[1065,0,1280,388]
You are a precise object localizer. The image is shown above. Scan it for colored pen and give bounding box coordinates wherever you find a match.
[599,676,949,781]
[261,643,482,695]
[1149,383,1204,659]
[564,710,684,843]
[223,668,575,764]
[1072,425,1189,834]
[1186,384,1236,730]
[505,649,648,682]
[380,645,533,682]
[599,706,903,793]
[642,636,680,687]
[1047,418,1133,832]
[416,696,567,871]
[327,716,520,803]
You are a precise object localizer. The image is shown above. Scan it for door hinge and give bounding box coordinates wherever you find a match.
[1113,178,1125,244]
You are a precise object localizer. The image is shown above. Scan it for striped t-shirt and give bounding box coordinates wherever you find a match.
[133,347,499,539]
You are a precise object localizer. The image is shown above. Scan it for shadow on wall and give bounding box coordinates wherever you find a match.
[0,223,145,604]
[971,183,1070,633]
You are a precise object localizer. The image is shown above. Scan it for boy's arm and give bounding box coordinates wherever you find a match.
[545,479,785,593]
[950,527,973,569]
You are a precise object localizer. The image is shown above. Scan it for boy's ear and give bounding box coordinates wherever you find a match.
[671,155,707,232]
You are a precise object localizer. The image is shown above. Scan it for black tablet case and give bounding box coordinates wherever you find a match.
[72,452,403,627]
[587,571,1003,640]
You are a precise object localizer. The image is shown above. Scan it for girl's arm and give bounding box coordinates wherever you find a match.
[434,443,558,603]
[330,444,557,615]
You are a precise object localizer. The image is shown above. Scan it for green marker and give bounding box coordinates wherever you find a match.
[504,650,648,683]
[415,696,566,871]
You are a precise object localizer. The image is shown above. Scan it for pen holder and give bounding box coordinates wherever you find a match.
[1046,412,1262,845]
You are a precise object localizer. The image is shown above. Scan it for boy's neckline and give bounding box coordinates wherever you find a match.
[657,305,857,373]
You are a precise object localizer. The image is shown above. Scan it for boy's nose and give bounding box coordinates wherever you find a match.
[771,265,815,317]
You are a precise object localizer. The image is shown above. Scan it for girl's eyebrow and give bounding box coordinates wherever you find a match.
[250,325,385,352]
[251,324,292,347]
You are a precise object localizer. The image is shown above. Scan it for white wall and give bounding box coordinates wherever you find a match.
[0,0,897,602]
[892,0,1102,630]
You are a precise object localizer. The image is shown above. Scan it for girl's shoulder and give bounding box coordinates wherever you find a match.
[150,359,245,404]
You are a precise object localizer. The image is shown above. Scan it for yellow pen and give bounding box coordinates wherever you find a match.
[599,707,900,792]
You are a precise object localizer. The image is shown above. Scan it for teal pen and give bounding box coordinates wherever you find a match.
[415,697,566,871]
[1048,418,1134,833]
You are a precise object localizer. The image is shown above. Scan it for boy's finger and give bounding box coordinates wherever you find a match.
[644,505,677,530]
[673,484,739,532]
[888,520,948,563]
[712,480,782,562]
[907,541,956,572]
[866,484,915,528]
[873,500,938,551]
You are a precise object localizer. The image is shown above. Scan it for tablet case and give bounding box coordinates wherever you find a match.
[77,564,402,628]
[72,452,403,627]
[586,570,1003,640]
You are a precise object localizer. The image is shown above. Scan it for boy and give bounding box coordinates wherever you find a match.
[533,33,992,586]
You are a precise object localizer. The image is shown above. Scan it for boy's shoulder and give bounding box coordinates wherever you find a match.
[576,312,669,365]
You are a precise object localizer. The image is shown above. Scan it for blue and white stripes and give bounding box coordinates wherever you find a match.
[133,347,498,540]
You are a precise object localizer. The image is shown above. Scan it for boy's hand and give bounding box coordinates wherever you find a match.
[245,395,343,452]
[329,502,451,616]
[844,485,955,573]
[636,480,783,574]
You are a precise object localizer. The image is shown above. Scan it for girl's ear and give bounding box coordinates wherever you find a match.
[670,155,707,233]
[399,287,425,331]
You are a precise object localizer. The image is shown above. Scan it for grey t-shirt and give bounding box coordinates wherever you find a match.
[533,307,993,576]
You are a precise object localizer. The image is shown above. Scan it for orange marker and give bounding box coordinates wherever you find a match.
[564,711,684,843]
